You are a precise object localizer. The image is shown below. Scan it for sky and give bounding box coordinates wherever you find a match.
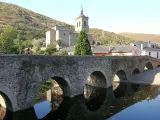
[1,0,160,34]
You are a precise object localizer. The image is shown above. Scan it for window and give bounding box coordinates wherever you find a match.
[64,33,65,36]
[77,22,78,27]
[149,52,151,56]
[84,21,86,26]
[157,52,159,58]
[79,21,80,26]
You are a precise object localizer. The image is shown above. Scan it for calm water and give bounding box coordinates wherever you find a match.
[1,84,160,120]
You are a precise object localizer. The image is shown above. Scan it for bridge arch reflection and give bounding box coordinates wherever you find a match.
[84,71,107,111]
[131,68,140,91]
[113,70,128,98]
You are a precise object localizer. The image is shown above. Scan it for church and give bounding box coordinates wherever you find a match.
[45,7,93,49]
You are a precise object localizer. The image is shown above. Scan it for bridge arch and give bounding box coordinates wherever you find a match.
[132,68,140,75]
[37,76,71,99]
[51,76,71,97]
[113,69,128,98]
[84,71,107,111]
[85,71,107,88]
[144,62,153,71]
[0,85,18,112]
[131,68,140,91]
[35,76,71,113]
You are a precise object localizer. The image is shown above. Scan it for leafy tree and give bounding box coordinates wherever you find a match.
[37,49,46,55]
[14,33,24,54]
[74,30,92,55]
[45,44,57,55]
[53,50,68,56]
[0,26,18,54]
[56,39,61,46]
[22,39,33,49]
[31,38,44,52]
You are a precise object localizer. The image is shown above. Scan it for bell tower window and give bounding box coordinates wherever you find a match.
[84,21,86,26]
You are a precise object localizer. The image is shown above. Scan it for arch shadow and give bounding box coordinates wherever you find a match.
[0,86,17,112]
[0,91,13,120]
[131,68,140,91]
[144,62,153,71]
[113,70,128,98]
[85,71,106,88]
[51,76,71,97]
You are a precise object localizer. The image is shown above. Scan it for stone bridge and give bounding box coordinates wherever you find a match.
[0,55,160,112]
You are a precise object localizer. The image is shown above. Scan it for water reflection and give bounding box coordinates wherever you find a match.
[34,101,51,119]
[84,85,107,111]
[1,84,160,120]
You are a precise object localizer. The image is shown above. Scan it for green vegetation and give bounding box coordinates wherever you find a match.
[39,79,51,93]
[74,30,92,55]
[0,26,19,54]
[0,2,134,46]
[53,50,68,56]
[0,25,67,55]
[36,79,51,102]
[119,32,160,44]
[0,2,73,40]
[89,29,133,46]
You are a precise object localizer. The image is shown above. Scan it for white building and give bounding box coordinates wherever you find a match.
[141,47,160,59]
[131,41,160,59]
[45,7,93,48]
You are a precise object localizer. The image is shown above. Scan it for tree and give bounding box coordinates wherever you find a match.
[74,30,92,55]
[0,26,18,54]
[14,33,24,54]
[45,44,57,55]
[53,50,68,56]
[31,38,44,52]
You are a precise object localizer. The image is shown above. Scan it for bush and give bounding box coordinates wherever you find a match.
[53,50,68,56]
[45,45,56,55]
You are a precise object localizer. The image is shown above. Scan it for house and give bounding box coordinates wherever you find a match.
[93,46,141,56]
[141,47,160,59]
[60,45,141,56]
[131,41,160,59]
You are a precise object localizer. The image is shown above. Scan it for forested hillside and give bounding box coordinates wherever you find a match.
[0,2,133,45]
[119,32,160,44]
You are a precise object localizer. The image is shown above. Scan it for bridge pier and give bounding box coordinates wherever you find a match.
[131,68,160,85]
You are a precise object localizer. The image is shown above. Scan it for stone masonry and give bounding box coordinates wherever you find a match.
[0,55,160,112]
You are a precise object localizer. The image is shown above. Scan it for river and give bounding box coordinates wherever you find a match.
[1,84,160,120]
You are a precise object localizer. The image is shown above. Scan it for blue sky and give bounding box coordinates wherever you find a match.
[1,0,160,34]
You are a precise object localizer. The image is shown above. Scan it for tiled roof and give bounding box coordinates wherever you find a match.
[60,45,140,53]
[142,47,160,51]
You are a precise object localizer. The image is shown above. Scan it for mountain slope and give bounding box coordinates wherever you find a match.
[0,2,133,45]
[0,2,73,39]
[119,32,160,44]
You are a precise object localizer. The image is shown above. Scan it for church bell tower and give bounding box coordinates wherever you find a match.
[75,6,89,32]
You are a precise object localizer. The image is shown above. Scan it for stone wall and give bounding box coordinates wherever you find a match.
[0,55,159,112]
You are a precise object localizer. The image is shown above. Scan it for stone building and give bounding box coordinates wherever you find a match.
[45,7,93,48]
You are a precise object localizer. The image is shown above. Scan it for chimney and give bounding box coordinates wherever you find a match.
[148,40,150,44]
[141,44,143,50]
